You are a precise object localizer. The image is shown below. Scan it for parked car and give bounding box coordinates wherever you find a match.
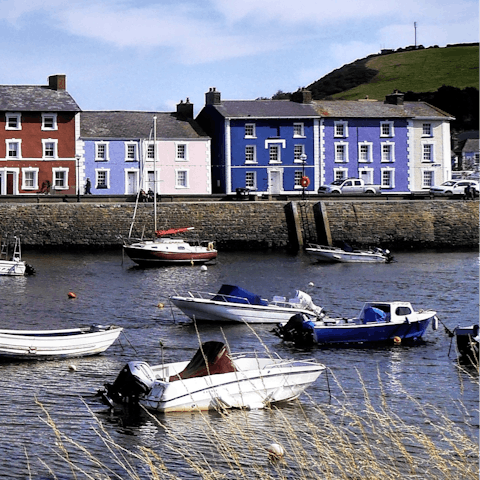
[318,178,381,195]
[429,180,479,196]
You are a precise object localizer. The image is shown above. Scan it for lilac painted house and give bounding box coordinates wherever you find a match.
[79,101,211,196]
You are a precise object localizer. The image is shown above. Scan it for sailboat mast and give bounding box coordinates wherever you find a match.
[153,115,157,233]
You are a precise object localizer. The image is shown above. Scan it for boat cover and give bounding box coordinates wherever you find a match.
[363,307,387,323]
[169,341,237,382]
[212,285,268,306]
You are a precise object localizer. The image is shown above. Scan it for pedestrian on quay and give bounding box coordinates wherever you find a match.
[85,178,92,195]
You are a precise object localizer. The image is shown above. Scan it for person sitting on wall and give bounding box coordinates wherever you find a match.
[139,189,147,202]
[39,180,51,194]
[147,188,154,202]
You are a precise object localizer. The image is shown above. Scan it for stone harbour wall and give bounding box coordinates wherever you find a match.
[0,200,477,251]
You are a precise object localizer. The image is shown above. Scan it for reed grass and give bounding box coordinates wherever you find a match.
[32,366,478,480]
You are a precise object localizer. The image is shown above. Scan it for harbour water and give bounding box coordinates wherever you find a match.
[0,249,478,478]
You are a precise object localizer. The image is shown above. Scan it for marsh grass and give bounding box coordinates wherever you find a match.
[33,366,478,480]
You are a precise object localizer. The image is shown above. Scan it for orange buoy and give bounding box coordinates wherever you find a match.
[68,292,76,299]
[393,336,401,344]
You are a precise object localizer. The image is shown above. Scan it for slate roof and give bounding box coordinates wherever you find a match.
[311,100,453,119]
[0,86,80,112]
[80,111,208,139]
[462,138,479,153]
[209,100,319,118]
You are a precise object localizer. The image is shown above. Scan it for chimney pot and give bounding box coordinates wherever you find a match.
[48,74,66,91]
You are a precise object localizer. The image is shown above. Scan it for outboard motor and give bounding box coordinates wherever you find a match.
[274,313,315,348]
[100,361,156,406]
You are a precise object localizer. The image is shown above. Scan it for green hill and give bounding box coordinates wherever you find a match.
[306,44,479,101]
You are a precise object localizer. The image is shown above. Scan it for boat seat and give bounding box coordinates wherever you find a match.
[169,341,237,382]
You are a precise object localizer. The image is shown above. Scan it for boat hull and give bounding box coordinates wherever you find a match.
[305,248,388,263]
[170,296,317,324]
[140,359,324,412]
[0,260,26,276]
[455,325,479,365]
[0,326,123,360]
[124,245,217,266]
[312,316,433,344]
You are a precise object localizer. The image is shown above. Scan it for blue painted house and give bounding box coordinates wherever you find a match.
[196,88,453,195]
[196,88,319,195]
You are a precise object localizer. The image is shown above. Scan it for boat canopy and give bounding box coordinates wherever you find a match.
[212,285,268,306]
[363,307,388,323]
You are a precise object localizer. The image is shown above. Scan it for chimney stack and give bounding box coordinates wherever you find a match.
[385,90,404,105]
[205,87,221,105]
[176,98,194,119]
[48,74,66,91]
[291,88,312,104]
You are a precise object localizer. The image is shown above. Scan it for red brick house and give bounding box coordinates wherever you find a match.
[0,75,81,195]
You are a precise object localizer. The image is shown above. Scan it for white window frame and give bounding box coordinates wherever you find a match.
[421,169,435,188]
[41,113,58,131]
[381,142,395,162]
[175,169,189,188]
[95,142,109,161]
[245,145,257,164]
[334,142,349,163]
[21,167,39,190]
[5,139,22,159]
[380,167,395,188]
[147,143,155,159]
[268,144,281,164]
[334,121,348,138]
[52,167,69,190]
[358,142,373,162]
[42,138,58,159]
[293,144,306,163]
[380,121,394,137]
[293,123,305,138]
[125,142,138,162]
[95,168,110,189]
[5,113,21,130]
[422,123,432,137]
[333,167,349,181]
[245,171,256,189]
[175,143,188,161]
[245,123,256,138]
[422,142,435,162]
[294,170,304,189]
[265,139,285,164]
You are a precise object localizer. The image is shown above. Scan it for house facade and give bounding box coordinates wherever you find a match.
[79,101,211,195]
[0,75,81,195]
[196,88,319,195]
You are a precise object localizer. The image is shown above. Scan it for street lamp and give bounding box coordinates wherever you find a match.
[300,153,307,200]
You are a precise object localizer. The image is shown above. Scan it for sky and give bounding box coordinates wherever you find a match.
[0,0,478,114]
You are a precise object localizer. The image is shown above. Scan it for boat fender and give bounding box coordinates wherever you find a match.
[393,336,402,345]
[207,242,214,251]
[267,443,285,460]
[432,316,439,331]
[68,292,76,299]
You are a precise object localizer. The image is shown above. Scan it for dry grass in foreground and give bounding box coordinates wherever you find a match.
[33,369,478,480]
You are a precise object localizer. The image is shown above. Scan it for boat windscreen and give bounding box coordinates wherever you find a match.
[212,285,268,306]
[363,307,387,323]
[169,341,236,381]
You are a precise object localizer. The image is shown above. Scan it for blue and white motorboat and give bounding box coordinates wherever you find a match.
[274,301,437,347]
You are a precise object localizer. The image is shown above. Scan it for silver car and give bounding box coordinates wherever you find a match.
[429,180,479,196]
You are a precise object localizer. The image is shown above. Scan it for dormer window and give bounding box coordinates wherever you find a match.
[42,113,57,131]
[5,113,21,130]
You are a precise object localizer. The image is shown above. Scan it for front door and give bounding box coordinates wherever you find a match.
[6,172,14,194]
[269,170,282,194]
[126,171,137,194]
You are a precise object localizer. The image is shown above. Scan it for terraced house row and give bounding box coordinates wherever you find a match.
[0,75,453,196]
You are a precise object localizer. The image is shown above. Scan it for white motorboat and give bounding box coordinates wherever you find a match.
[0,324,123,360]
[124,228,217,266]
[274,301,437,347]
[169,284,325,324]
[98,341,325,412]
[305,243,394,263]
[0,236,35,276]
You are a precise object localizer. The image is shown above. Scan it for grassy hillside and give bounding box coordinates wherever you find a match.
[305,44,479,101]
